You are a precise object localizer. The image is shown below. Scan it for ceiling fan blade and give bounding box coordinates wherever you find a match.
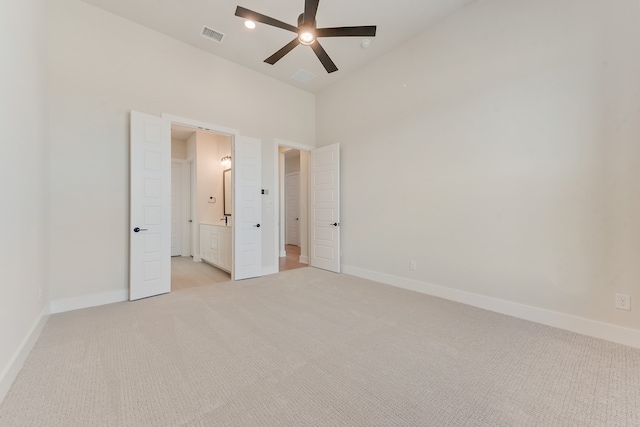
[310,41,338,73]
[235,6,298,33]
[265,38,301,65]
[303,0,320,26]
[316,26,377,38]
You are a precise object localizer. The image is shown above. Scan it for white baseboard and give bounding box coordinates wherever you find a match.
[50,289,128,314]
[0,304,50,403]
[279,250,286,257]
[342,265,640,349]
[299,255,309,264]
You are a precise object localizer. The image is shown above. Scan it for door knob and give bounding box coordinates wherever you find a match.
[331,223,340,226]
[296,218,299,220]
[254,224,261,228]
[133,227,148,233]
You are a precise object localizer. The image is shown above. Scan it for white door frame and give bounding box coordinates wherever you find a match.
[273,139,314,269]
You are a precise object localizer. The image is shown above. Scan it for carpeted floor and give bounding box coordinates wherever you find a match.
[1,268,638,426]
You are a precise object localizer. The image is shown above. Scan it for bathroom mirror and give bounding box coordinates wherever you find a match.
[223,169,231,216]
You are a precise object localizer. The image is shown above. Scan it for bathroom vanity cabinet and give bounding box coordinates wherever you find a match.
[199,223,232,273]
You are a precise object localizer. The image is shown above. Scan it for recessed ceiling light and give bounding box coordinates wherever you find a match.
[244,20,256,29]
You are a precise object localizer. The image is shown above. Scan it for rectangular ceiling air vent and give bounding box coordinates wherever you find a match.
[201,26,224,43]
[292,69,316,84]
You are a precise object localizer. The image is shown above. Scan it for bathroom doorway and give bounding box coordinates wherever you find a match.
[170,124,232,289]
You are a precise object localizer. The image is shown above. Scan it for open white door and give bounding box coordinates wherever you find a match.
[130,111,171,300]
[170,161,183,257]
[285,172,300,246]
[310,143,341,273]
[233,135,262,280]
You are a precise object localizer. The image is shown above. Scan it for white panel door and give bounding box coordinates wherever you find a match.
[170,161,183,256]
[233,135,262,280]
[130,111,171,300]
[310,143,340,273]
[285,172,300,246]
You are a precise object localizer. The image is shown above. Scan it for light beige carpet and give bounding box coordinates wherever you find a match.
[1,268,638,426]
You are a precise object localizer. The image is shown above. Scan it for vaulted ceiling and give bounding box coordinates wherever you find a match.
[82,0,476,93]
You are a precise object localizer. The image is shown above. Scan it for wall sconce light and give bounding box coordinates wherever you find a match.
[221,156,232,169]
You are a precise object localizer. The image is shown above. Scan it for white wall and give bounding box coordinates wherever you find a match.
[47,0,315,303]
[0,0,50,400]
[195,132,219,225]
[285,151,301,173]
[317,0,640,334]
[171,138,187,160]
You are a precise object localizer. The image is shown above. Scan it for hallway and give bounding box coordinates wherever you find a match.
[279,245,307,272]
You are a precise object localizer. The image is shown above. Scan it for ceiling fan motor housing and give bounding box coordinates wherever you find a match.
[297,13,315,28]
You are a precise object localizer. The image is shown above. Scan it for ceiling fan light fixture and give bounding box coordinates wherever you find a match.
[298,29,315,46]
[244,20,256,29]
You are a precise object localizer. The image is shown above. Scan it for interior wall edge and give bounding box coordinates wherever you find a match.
[0,305,50,403]
[342,265,640,350]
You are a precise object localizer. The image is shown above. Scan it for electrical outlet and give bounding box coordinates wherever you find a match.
[409,260,417,271]
[615,294,631,311]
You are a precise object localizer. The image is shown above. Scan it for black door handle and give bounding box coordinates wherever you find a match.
[133,227,148,233]
[331,223,340,227]
[254,224,261,228]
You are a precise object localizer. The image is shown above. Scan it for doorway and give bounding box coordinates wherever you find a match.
[278,147,309,272]
[273,142,342,274]
[130,111,266,300]
[170,124,232,290]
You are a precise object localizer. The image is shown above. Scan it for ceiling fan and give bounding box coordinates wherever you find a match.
[235,0,377,73]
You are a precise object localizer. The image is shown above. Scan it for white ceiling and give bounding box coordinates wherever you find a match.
[81,0,476,93]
